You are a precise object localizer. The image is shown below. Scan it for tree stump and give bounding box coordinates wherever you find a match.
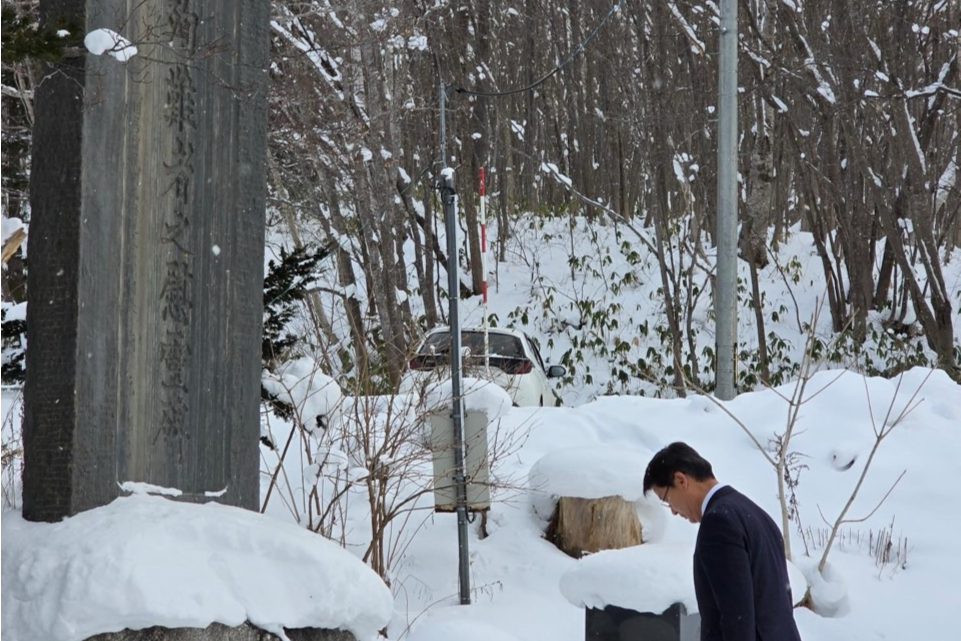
[546,495,643,558]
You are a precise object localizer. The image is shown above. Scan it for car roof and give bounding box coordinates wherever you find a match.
[423,326,526,339]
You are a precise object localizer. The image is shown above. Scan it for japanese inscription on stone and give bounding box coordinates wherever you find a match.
[158,0,201,458]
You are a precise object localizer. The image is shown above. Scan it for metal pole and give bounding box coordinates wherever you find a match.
[715,0,738,401]
[439,78,472,605]
[438,75,447,171]
[442,171,471,605]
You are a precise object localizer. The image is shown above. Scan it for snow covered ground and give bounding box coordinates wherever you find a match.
[4,366,960,640]
[2,490,392,641]
[3,215,960,641]
[396,367,961,641]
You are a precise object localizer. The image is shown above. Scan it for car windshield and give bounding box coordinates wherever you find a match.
[420,331,524,358]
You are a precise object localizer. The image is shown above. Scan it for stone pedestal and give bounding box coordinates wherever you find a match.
[585,603,700,641]
[86,622,354,641]
[24,0,268,520]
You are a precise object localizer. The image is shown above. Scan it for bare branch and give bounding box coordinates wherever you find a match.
[817,372,930,573]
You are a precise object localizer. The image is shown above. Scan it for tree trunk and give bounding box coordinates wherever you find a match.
[319,171,369,378]
[546,496,643,559]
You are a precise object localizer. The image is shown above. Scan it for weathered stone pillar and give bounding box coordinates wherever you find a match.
[23,0,268,520]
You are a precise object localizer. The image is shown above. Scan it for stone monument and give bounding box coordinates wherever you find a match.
[585,603,701,641]
[23,0,268,521]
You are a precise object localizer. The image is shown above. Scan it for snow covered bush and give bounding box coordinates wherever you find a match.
[260,356,528,586]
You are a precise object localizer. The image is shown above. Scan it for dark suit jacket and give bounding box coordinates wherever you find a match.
[693,486,802,641]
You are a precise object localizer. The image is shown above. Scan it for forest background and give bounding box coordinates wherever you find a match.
[3,0,959,399]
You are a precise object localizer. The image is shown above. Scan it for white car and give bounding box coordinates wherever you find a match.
[398,327,567,407]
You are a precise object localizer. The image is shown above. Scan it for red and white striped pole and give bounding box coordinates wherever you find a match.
[479,167,488,305]
[479,167,489,371]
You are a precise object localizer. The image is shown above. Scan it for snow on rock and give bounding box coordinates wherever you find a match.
[1,494,393,641]
[118,481,183,497]
[560,542,697,614]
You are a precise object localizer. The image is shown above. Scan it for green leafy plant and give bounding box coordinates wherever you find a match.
[1,5,82,63]
[261,244,328,418]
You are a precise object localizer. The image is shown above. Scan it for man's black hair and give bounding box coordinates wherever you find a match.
[643,442,715,493]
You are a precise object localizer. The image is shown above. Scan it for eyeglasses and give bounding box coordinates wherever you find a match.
[658,486,672,507]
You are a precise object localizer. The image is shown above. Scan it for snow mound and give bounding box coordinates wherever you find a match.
[560,542,697,614]
[528,445,653,501]
[1,495,393,641]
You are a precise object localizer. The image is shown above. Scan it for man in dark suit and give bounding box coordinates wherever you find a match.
[643,442,802,641]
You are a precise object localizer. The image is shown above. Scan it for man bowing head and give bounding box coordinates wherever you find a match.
[644,442,802,641]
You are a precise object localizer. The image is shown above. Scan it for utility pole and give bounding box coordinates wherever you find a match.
[715,0,738,401]
[438,77,472,605]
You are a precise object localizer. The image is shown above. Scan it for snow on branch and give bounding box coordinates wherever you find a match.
[84,28,138,62]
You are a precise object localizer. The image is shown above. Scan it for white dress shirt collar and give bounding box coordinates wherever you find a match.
[701,483,726,519]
